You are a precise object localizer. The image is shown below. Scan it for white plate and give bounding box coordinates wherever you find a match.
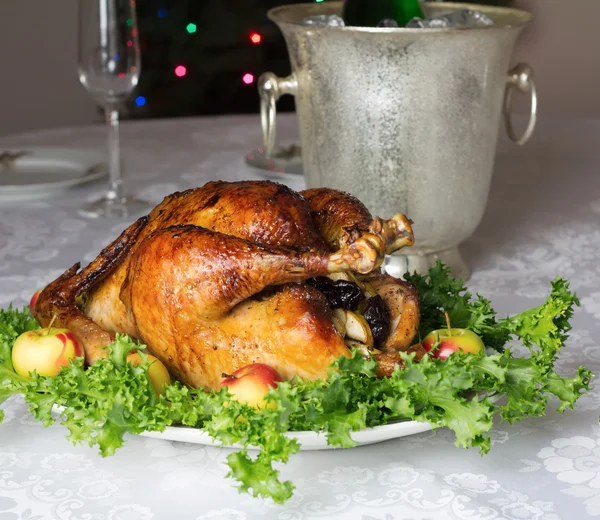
[53,392,496,451]
[52,404,431,450]
[139,420,433,451]
[0,147,107,200]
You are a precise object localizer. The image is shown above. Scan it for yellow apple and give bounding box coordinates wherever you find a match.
[220,363,282,408]
[127,352,171,396]
[12,328,83,377]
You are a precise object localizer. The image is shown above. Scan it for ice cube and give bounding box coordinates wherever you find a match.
[443,9,494,27]
[303,15,346,28]
[406,10,493,29]
[377,18,399,28]
[406,17,443,28]
[430,18,451,27]
[406,17,426,28]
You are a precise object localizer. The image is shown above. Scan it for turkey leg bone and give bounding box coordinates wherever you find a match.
[301,188,414,255]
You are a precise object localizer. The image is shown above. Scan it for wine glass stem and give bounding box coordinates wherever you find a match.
[106,108,124,202]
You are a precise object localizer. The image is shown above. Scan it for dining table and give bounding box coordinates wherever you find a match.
[0,113,599,520]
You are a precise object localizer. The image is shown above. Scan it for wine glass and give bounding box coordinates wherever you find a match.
[77,0,150,218]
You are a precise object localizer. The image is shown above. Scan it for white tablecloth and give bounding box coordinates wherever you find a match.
[0,115,599,520]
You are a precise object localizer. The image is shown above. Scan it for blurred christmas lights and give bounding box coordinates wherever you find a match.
[132,4,302,115]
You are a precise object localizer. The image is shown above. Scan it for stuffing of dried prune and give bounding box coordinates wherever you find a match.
[363,295,390,348]
[308,277,364,311]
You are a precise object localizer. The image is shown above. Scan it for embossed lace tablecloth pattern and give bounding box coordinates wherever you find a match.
[0,115,599,520]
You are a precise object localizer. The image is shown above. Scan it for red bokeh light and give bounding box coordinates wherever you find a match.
[242,73,255,85]
[175,65,187,77]
[249,32,262,45]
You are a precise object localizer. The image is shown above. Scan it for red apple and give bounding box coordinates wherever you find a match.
[220,363,282,408]
[29,289,42,315]
[12,327,83,377]
[127,352,171,396]
[422,328,485,360]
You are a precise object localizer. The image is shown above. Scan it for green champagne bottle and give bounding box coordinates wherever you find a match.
[343,0,425,28]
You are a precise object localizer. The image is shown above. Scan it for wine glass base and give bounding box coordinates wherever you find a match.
[78,195,152,219]
[384,247,471,281]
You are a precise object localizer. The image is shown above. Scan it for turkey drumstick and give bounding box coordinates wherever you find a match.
[301,188,414,255]
[121,224,386,321]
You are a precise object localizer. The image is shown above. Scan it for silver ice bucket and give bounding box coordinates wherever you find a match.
[260,1,535,279]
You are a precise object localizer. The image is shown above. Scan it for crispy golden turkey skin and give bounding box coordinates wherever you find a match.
[34,180,419,390]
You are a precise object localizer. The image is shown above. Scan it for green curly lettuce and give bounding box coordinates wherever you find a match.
[0,265,593,504]
[405,262,512,350]
[0,305,40,421]
[0,305,39,372]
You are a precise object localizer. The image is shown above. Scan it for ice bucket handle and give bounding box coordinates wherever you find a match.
[504,63,537,146]
[258,72,298,158]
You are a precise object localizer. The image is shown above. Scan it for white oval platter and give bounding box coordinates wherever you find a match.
[139,419,434,451]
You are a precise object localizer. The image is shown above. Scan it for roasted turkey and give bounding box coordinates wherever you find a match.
[34,181,421,390]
